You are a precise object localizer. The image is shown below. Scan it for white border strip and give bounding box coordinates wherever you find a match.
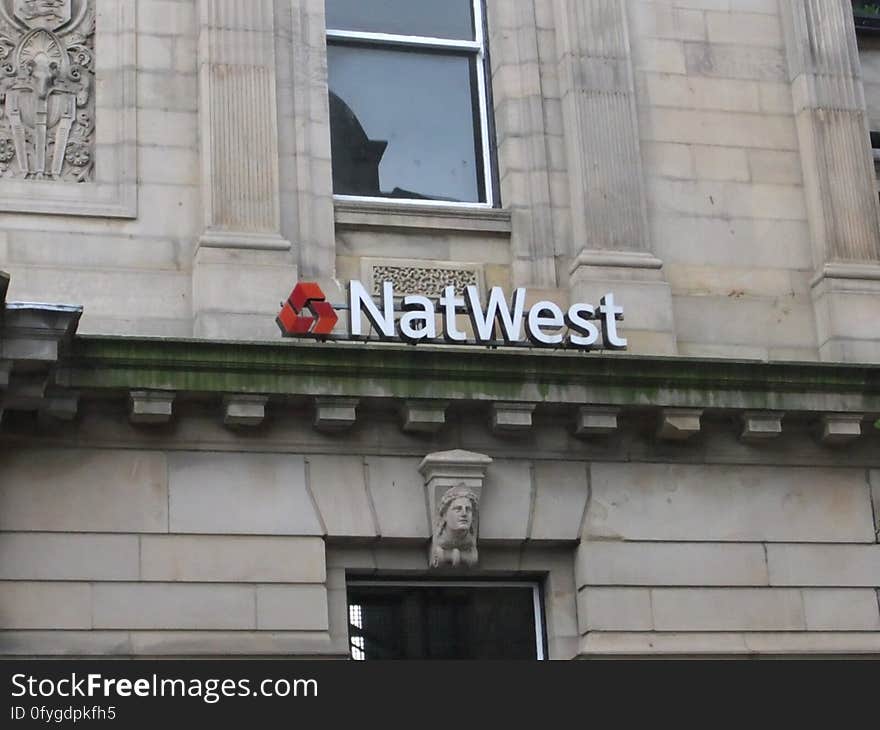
[327,0,494,207]
[347,580,546,660]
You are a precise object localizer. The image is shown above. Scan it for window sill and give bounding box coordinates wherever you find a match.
[334,199,512,235]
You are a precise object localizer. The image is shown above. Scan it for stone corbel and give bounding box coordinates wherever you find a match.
[419,450,492,569]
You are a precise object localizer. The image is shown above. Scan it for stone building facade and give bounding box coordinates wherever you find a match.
[0,0,879,658]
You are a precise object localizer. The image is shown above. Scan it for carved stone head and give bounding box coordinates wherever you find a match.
[431,485,479,569]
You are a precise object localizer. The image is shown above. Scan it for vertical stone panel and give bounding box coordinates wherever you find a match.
[554,0,649,254]
[282,0,336,279]
[781,1,880,362]
[782,0,880,264]
[556,0,676,354]
[198,0,287,246]
[488,0,557,287]
[193,0,298,339]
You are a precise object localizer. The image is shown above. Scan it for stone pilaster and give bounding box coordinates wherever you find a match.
[554,0,675,354]
[281,0,337,281]
[193,0,297,340]
[781,1,880,362]
[487,0,557,287]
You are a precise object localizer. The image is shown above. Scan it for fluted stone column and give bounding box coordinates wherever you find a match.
[555,0,676,354]
[487,0,557,288]
[193,0,298,340]
[782,1,880,362]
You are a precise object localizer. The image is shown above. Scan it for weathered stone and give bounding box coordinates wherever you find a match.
[740,410,784,441]
[0,534,139,581]
[93,584,255,630]
[576,542,769,587]
[801,589,880,631]
[574,407,620,437]
[313,397,359,431]
[479,460,532,543]
[767,544,880,587]
[399,400,448,434]
[530,461,589,542]
[140,536,325,583]
[0,449,168,533]
[256,585,329,631]
[223,395,268,427]
[365,457,430,540]
[130,390,175,424]
[168,452,321,536]
[308,455,375,538]
[657,408,702,440]
[585,463,875,542]
[651,589,805,631]
[818,413,863,446]
[490,402,535,433]
[0,583,91,629]
[39,389,79,420]
[577,587,653,632]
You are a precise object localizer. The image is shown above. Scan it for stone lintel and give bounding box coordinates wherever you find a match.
[575,406,620,437]
[400,400,448,434]
[130,391,175,425]
[491,402,535,434]
[314,397,359,432]
[819,414,863,446]
[740,411,784,442]
[657,409,703,441]
[223,395,268,428]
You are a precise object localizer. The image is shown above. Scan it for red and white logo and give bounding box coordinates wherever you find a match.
[276,282,339,338]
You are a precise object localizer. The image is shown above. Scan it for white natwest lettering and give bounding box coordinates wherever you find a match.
[345,280,625,350]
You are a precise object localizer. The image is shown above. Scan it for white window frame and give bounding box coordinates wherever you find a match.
[325,0,496,209]
[346,580,546,660]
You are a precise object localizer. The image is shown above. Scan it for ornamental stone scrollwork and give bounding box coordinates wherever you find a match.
[371,265,480,298]
[0,0,94,181]
[430,485,479,569]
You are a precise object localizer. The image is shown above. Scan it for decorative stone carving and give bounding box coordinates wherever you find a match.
[0,0,94,181]
[430,485,479,569]
[420,449,491,569]
[371,265,480,298]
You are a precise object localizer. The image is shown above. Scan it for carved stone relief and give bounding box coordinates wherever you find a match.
[370,265,480,297]
[430,485,479,569]
[0,0,94,181]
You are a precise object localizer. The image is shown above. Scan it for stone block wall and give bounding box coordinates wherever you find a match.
[1,0,199,338]
[631,0,818,361]
[577,462,880,655]
[0,1,878,359]
[1,411,878,657]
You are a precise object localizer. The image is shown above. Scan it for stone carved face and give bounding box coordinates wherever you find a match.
[445,496,473,532]
[14,0,71,30]
[431,486,479,569]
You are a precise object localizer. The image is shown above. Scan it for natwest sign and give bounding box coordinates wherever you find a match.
[277,281,627,351]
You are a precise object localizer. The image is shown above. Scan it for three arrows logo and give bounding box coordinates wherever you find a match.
[276,282,339,338]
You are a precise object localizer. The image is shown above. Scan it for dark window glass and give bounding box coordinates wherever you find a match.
[328,45,484,203]
[326,0,475,40]
[347,584,540,660]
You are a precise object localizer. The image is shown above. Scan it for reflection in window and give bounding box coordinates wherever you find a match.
[326,0,494,205]
[346,583,544,660]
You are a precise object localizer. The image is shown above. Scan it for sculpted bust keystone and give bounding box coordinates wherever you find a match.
[430,485,479,569]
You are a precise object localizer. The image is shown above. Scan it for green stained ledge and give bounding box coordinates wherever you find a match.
[54,335,880,414]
